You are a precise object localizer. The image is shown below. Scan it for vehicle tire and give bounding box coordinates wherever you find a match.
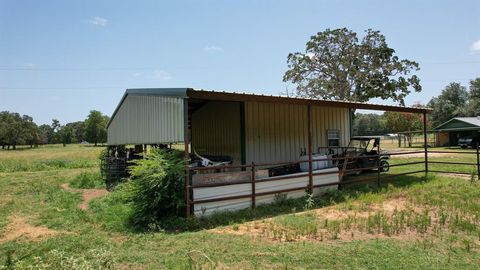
[354,163,362,175]
[379,160,389,172]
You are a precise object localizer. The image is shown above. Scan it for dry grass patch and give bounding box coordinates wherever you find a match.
[212,196,479,244]
[60,183,109,210]
[0,216,60,243]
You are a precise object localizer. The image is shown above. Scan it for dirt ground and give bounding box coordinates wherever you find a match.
[211,196,439,243]
[60,183,109,210]
[0,216,60,243]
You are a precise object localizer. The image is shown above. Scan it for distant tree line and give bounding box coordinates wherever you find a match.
[427,78,480,127]
[353,77,480,138]
[0,110,109,150]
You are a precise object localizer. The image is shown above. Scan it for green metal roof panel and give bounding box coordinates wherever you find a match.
[434,117,480,131]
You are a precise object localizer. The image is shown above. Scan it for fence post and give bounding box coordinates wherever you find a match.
[423,112,428,180]
[377,140,381,188]
[477,143,479,181]
[251,162,256,209]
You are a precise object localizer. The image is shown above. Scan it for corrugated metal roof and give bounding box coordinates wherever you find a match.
[189,88,430,114]
[434,116,480,131]
[108,87,430,129]
[455,117,480,127]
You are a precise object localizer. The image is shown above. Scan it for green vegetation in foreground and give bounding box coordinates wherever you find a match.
[1,145,480,269]
[69,171,105,189]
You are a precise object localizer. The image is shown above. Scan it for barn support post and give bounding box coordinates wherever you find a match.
[307,104,313,194]
[423,112,428,180]
[184,99,191,218]
[377,140,381,187]
[251,162,256,209]
[476,142,479,181]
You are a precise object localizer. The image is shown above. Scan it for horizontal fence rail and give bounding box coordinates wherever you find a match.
[185,146,480,216]
[186,148,476,216]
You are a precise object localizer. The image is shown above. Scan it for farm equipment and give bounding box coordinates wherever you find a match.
[337,136,390,176]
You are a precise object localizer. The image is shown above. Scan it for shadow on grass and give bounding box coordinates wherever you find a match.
[155,173,428,233]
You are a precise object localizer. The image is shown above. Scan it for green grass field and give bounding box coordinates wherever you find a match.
[1,144,480,269]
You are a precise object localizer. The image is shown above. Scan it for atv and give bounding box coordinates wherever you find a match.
[337,136,390,175]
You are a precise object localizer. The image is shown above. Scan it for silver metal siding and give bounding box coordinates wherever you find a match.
[191,101,242,164]
[245,102,350,163]
[107,95,184,145]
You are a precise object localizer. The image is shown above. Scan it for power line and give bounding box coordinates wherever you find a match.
[0,60,478,71]
[0,86,123,90]
[0,66,210,71]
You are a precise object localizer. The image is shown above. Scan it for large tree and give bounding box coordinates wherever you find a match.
[22,115,40,148]
[0,111,9,149]
[0,111,40,149]
[57,125,75,147]
[84,110,109,146]
[458,78,480,117]
[384,111,424,147]
[38,124,54,144]
[66,121,85,143]
[428,82,468,127]
[283,28,421,105]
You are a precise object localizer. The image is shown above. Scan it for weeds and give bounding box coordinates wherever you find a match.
[1,249,114,270]
[69,171,105,189]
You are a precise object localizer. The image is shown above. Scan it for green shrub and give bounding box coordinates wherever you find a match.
[70,171,105,189]
[127,149,185,228]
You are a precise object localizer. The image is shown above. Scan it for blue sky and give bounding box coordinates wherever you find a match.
[1,0,479,125]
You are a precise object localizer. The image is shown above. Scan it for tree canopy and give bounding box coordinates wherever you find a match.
[283,28,421,105]
[84,110,109,146]
[0,110,109,149]
[428,82,470,127]
[352,113,387,136]
[0,111,39,149]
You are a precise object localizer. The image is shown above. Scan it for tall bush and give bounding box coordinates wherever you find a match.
[128,149,185,227]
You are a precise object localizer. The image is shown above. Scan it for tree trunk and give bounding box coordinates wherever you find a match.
[12,144,16,150]
[397,134,401,147]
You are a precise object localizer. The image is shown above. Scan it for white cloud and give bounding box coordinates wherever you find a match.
[90,16,108,26]
[132,72,141,78]
[153,70,172,81]
[471,40,480,53]
[24,63,37,68]
[204,46,224,53]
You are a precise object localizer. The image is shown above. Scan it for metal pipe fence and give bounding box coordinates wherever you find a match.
[185,149,456,217]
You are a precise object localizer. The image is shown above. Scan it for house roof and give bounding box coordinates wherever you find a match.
[433,117,480,131]
[107,88,430,128]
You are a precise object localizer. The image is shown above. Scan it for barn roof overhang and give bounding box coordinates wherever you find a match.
[187,89,431,114]
[107,87,431,129]
[433,117,480,132]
